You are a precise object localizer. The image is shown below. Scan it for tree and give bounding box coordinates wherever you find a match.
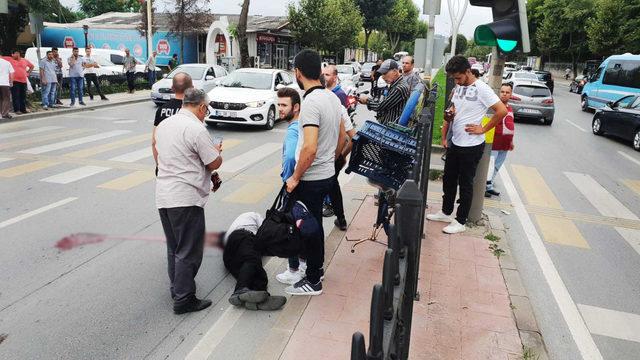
[167,0,212,63]
[138,1,158,39]
[0,2,29,54]
[464,39,492,59]
[356,0,396,60]
[79,0,140,18]
[587,0,640,57]
[526,0,545,58]
[444,34,468,55]
[237,0,251,68]
[383,0,420,53]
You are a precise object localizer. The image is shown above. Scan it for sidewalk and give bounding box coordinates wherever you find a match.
[280,193,523,359]
[0,90,152,124]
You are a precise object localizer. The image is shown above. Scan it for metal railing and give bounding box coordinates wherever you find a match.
[350,84,438,360]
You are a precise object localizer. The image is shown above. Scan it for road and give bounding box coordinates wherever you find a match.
[496,81,640,359]
[0,100,372,359]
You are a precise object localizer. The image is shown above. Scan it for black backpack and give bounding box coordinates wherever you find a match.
[255,185,302,258]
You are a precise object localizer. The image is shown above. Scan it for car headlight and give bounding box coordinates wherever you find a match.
[246,100,267,108]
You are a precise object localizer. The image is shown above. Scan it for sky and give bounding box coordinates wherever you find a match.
[59,0,493,39]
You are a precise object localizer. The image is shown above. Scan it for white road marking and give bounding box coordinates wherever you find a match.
[0,157,14,164]
[113,120,138,124]
[40,166,110,184]
[108,148,151,163]
[0,126,63,140]
[19,130,130,154]
[271,128,287,133]
[500,168,603,360]
[64,114,121,121]
[618,151,640,168]
[578,304,640,343]
[0,197,78,229]
[219,142,281,173]
[565,119,587,132]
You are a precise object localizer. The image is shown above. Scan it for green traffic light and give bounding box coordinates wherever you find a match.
[496,39,517,52]
[474,24,519,53]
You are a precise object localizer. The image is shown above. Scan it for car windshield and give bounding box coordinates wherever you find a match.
[536,73,551,81]
[337,65,353,74]
[513,72,540,81]
[514,85,551,98]
[220,71,272,90]
[168,66,205,80]
[361,63,374,72]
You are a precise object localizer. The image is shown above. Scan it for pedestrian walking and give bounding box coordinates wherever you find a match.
[427,55,507,234]
[283,49,344,296]
[486,83,515,197]
[123,49,137,94]
[168,54,179,72]
[52,47,64,106]
[39,51,59,110]
[401,55,423,92]
[83,47,108,101]
[0,57,15,119]
[68,47,86,107]
[155,88,223,314]
[145,51,157,87]
[3,50,34,114]
[359,59,410,126]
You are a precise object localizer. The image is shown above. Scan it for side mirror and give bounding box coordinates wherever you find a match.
[275,83,285,91]
[607,101,615,108]
[362,90,370,95]
[162,74,168,79]
[205,75,215,80]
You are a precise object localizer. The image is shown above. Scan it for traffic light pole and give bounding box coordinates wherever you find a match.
[468,47,504,224]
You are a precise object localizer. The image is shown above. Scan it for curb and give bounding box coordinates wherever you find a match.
[431,144,444,154]
[0,96,151,124]
[484,210,550,360]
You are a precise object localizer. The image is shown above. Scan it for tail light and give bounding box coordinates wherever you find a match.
[542,99,554,105]
[510,95,521,101]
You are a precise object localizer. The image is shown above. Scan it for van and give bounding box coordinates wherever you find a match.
[25,47,124,82]
[581,54,640,111]
[90,48,160,75]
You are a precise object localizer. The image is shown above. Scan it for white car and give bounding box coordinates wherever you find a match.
[151,64,228,105]
[336,64,360,84]
[206,68,298,130]
[25,46,123,82]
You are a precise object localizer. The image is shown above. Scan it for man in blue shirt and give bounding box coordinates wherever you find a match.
[322,65,348,108]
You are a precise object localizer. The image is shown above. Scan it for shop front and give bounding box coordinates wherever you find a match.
[256,33,293,69]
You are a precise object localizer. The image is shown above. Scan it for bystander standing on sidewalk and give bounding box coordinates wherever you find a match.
[39,51,58,110]
[168,54,179,72]
[427,55,507,234]
[146,51,157,87]
[3,50,34,114]
[284,49,344,296]
[83,47,108,101]
[322,65,348,107]
[123,49,137,94]
[155,88,223,314]
[0,56,15,119]
[52,48,64,106]
[68,47,86,107]
[486,83,515,197]
[359,59,410,126]
[401,55,422,92]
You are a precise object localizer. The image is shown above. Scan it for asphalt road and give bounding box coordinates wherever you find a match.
[495,81,640,359]
[0,98,375,359]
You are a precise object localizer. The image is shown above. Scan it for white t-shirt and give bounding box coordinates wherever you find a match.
[0,59,14,86]
[450,80,500,147]
[223,212,264,244]
[82,56,98,75]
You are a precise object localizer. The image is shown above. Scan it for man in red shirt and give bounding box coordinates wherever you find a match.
[3,50,34,114]
[486,83,515,197]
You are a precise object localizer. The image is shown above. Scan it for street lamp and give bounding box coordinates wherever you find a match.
[82,24,89,48]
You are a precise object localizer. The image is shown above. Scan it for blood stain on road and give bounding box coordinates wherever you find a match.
[0,333,8,345]
[55,233,106,250]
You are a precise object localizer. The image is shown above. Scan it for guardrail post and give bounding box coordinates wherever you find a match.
[387,224,400,285]
[367,284,384,360]
[382,249,395,320]
[351,332,367,360]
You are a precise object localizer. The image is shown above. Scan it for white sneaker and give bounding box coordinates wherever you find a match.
[443,219,466,234]
[426,210,453,223]
[276,269,304,285]
[299,260,307,273]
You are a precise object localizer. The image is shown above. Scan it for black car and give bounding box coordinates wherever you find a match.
[592,95,640,151]
[534,70,554,93]
[569,75,587,94]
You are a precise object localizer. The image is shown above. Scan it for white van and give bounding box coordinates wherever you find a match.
[25,47,124,81]
[90,48,160,75]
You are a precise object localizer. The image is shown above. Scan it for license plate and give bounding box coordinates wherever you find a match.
[216,111,237,117]
[519,108,539,114]
[162,94,171,100]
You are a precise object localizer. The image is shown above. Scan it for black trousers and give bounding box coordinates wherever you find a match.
[234,260,268,292]
[85,74,105,99]
[126,72,135,92]
[55,74,63,103]
[10,82,27,113]
[223,230,269,292]
[442,143,485,225]
[159,206,205,305]
[327,172,345,221]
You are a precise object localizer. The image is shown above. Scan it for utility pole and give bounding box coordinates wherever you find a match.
[447,0,468,57]
[146,0,153,57]
[423,0,441,77]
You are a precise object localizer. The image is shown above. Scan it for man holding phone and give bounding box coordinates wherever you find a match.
[427,56,507,234]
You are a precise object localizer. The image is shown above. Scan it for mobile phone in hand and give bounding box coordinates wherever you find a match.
[213,135,223,145]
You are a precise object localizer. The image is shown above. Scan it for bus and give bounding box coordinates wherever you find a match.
[581,53,640,111]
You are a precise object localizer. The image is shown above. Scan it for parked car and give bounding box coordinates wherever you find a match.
[336,64,360,83]
[504,71,542,83]
[150,64,228,106]
[360,62,376,81]
[509,79,555,125]
[534,70,554,93]
[344,61,361,72]
[502,67,516,79]
[581,54,640,111]
[569,75,587,94]
[592,94,640,151]
[206,68,298,130]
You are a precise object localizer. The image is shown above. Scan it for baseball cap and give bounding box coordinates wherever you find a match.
[377,59,399,74]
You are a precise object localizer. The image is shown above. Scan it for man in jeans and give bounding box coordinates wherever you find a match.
[486,83,515,197]
[52,48,64,106]
[39,51,58,110]
[123,48,137,94]
[284,49,344,296]
[83,47,108,101]
[67,47,86,107]
[145,51,157,87]
[427,55,507,234]
[156,88,223,314]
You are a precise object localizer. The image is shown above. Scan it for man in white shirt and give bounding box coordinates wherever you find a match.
[155,88,223,314]
[82,47,108,101]
[0,57,14,119]
[427,55,507,234]
[145,51,157,86]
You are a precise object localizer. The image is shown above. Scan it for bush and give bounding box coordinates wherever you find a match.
[431,68,447,145]
[27,77,150,105]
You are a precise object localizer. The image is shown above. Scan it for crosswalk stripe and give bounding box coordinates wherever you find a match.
[578,304,640,343]
[108,147,151,162]
[0,157,14,164]
[0,126,63,140]
[0,128,92,151]
[534,215,590,248]
[0,161,60,178]
[19,130,130,154]
[222,182,278,204]
[64,134,149,158]
[0,197,77,229]
[97,170,155,190]
[219,138,243,151]
[618,151,640,168]
[623,179,640,198]
[40,166,111,184]
[511,165,562,209]
[219,142,281,173]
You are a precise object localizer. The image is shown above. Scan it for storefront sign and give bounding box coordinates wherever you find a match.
[215,33,226,54]
[63,36,75,48]
[157,39,170,55]
[257,33,276,44]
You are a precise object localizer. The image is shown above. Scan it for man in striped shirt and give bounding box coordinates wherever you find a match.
[359,59,410,126]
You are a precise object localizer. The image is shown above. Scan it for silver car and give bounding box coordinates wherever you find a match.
[508,79,555,125]
[150,64,228,106]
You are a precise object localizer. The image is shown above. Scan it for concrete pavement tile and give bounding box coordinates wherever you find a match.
[509,295,539,332]
[449,237,477,261]
[309,319,361,342]
[302,293,347,322]
[463,311,519,334]
[339,295,372,324]
[502,269,527,297]
[280,332,350,360]
[449,259,478,280]
[497,332,523,353]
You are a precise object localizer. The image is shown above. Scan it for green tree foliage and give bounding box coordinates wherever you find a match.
[464,39,492,59]
[356,0,397,59]
[383,0,420,53]
[526,0,545,56]
[444,34,468,55]
[167,0,212,63]
[587,0,640,57]
[79,0,140,18]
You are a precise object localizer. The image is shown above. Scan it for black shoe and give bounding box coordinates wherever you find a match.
[285,277,323,296]
[322,204,334,217]
[79,102,86,106]
[486,189,500,197]
[485,191,492,198]
[173,297,212,314]
[89,96,94,101]
[56,100,63,105]
[244,295,287,311]
[228,288,269,307]
[101,97,109,101]
[335,218,347,231]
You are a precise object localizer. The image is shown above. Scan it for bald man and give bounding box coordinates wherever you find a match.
[322,65,348,108]
[401,55,422,92]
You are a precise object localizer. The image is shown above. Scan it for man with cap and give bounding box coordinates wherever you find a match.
[359,59,410,126]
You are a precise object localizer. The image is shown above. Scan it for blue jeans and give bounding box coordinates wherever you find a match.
[487,150,508,191]
[41,82,57,107]
[148,70,156,86]
[69,77,84,104]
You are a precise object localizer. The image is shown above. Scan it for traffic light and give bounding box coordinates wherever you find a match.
[471,0,530,53]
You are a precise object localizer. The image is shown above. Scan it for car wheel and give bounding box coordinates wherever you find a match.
[581,95,590,112]
[633,129,640,151]
[264,106,276,130]
[206,121,218,127]
[543,118,553,125]
[592,116,604,135]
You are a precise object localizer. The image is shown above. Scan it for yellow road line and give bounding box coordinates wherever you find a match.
[97,170,155,191]
[535,215,590,248]
[0,128,92,151]
[220,138,242,151]
[0,161,60,178]
[222,182,278,204]
[623,179,640,198]
[511,164,562,209]
[64,134,150,158]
